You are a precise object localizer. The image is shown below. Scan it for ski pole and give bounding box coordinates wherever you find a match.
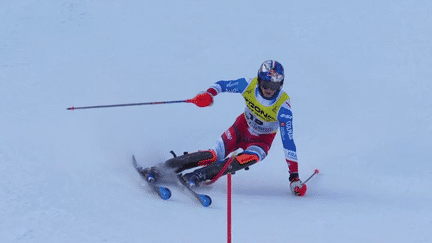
[67,95,207,110]
[67,100,188,110]
[302,169,320,185]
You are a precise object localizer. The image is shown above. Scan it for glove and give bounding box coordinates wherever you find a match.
[189,92,214,107]
[289,173,307,196]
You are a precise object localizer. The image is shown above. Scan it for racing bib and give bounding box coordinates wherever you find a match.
[242,78,289,134]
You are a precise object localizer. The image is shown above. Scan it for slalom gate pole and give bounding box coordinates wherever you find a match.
[227,172,232,243]
[205,153,237,185]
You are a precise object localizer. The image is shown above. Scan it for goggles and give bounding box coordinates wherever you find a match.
[259,80,281,91]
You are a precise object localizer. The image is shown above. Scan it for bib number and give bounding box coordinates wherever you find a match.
[246,112,263,126]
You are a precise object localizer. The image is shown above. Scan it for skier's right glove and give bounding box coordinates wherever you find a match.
[188,92,214,107]
[289,173,307,196]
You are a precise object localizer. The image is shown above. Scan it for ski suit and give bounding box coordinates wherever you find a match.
[208,77,299,174]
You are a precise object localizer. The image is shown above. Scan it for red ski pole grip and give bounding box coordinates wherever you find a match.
[188,93,213,107]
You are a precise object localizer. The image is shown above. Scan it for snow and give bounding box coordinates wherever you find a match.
[1,0,432,242]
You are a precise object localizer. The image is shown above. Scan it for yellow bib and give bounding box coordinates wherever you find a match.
[242,78,290,123]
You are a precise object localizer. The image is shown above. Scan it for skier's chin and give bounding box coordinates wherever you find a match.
[263,91,274,98]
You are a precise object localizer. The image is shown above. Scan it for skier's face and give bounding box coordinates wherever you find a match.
[260,82,277,98]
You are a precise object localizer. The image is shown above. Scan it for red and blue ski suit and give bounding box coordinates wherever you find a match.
[207,77,299,174]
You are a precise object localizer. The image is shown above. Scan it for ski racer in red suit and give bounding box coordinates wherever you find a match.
[152,60,306,196]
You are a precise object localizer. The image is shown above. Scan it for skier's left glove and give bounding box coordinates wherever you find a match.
[289,173,307,196]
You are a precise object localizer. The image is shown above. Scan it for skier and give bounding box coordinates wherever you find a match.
[144,60,307,196]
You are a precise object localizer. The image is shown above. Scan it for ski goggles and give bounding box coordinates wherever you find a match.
[259,80,282,91]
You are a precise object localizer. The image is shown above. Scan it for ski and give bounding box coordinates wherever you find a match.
[132,154,211,207]
[176,174,212,207]
[132,155,171,200]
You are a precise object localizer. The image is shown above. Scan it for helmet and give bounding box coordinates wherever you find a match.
[257,60,284,91]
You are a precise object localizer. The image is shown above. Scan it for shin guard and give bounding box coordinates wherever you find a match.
[165,150,217,173]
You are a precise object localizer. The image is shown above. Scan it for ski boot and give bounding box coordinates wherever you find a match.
[182,169,207,188]
[182,162,224,188]
[137,166,160,183]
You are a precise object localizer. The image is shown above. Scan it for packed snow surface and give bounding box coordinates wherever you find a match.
[1,1,431,242]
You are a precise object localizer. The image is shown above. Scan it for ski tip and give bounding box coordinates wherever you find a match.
[198,194,212,207]
[314,169,320,174]
[158,187,172,200]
